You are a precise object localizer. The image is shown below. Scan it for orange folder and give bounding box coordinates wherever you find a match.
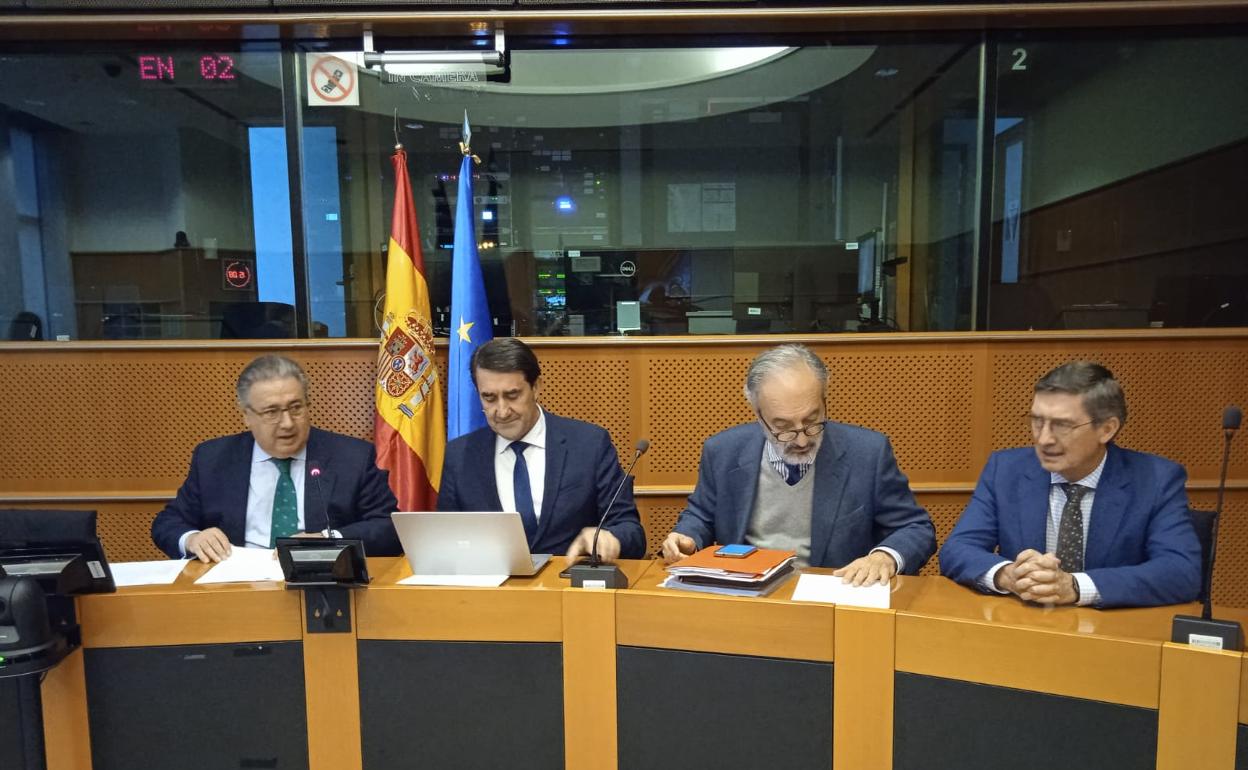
[667,546,796,579]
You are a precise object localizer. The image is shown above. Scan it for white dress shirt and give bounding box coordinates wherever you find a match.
[494,409,547,521]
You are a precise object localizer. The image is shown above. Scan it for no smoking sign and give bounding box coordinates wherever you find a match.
[306,54,359,107]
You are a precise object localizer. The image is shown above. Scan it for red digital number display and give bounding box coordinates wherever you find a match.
[223,260,254,291]
[138,55,175,82]
[199,55,236,81]
[137,54,237,85]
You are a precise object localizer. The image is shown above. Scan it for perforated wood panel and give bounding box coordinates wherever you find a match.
[2,334,1247,605]
[637,498,684,558]
[302,358,376,441]
[825,351,980,480]
[1,359,235,487]
[646,352,754,483]
[915,493,971,577]
[531,352,635,466]
[97,502,166,562]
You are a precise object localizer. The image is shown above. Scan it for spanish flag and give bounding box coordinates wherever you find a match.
[373,146,445,511]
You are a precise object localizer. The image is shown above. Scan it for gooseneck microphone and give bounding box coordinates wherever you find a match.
[589,439,650,568]
[1172,405,1243,651]
[1202,406,1241,620]
[569,439,649,589]
[308,462,332,536]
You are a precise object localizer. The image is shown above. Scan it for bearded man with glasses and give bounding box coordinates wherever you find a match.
[940,361,1201,607]
[152,354,400,562]
[661,344,935,585]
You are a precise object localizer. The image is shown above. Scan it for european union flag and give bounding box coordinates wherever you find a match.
[448,112,493,440]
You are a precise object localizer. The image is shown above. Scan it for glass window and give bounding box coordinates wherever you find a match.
[986,32,1248,330]
[0,43,288,340]
[316,33,982,337]
[1,23,1244,339]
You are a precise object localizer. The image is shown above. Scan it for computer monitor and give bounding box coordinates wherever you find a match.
[856,231,879,297]
[0,509,115,596]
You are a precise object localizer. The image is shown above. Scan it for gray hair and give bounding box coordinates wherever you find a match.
[236,354,310,407]
[1035,360,1126,426]
[744,344,828,406]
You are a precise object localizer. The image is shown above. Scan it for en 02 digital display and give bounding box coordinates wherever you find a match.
[137,54,239,87]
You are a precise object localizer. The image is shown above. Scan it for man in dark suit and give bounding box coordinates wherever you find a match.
[151,355,400,561]
[939,361,1201,608]
[661,344,936,584]
[437,338,645,562]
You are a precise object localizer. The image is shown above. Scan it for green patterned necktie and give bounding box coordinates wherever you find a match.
[269,457,299,547]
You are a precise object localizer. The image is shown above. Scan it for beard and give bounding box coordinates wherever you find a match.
[776,433,822,464]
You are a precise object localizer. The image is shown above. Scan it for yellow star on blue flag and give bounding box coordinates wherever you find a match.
[457,318,475,343]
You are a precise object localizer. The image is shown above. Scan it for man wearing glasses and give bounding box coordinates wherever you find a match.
[939,361,1201,607]
[661,344,936,584]
[152,354,400,562]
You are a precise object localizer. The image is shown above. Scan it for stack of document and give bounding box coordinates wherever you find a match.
[662,546,797,597]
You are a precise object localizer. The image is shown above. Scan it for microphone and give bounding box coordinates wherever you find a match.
[1202,406,1241,619]
[1172,405,1243,651]
[569,439,649,589]
[308,462,332,537]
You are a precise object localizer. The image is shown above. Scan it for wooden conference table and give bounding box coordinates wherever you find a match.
[18,557,1248,770]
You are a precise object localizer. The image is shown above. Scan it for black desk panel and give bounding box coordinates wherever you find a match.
[0,676,44,770]
[894,672,1157,770]
[358,640,564,770]
[84,641,308,770]
[1237,723,1248,770]
[616,646,833,770]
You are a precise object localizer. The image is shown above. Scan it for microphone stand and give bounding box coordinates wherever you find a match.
[1171,406,1243,651]
[570,440,648,589]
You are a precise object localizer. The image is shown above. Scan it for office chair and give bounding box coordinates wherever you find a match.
[1187,508,1216,604]
[8,311,43,341]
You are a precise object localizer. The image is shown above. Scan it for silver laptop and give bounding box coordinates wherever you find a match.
[392,511,552,576]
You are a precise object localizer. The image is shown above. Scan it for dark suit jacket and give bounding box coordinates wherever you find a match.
[437,411,645,558]
[151,427,400,557]
[938,443,1201,608]
[673,421,936,571]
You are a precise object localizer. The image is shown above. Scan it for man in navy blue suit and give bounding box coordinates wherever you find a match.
[151,355,400,561]
[940,361,1201,608]
[661,344,936,585]
[437,338,645,563]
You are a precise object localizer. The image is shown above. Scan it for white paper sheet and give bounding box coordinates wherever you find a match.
[790,574,891,609]
[398,574,508,588]
[110,559,189,587]
[194,547,284,585]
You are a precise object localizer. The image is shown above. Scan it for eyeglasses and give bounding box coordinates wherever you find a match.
[247,401,308,425]
[1027,414,1094,440]
[760,418,826,444]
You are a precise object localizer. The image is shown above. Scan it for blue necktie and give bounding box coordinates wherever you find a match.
[509,441,538,545]
[784,462,804,486]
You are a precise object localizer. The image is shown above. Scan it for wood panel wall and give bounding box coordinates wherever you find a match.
[1,331,1245,604]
